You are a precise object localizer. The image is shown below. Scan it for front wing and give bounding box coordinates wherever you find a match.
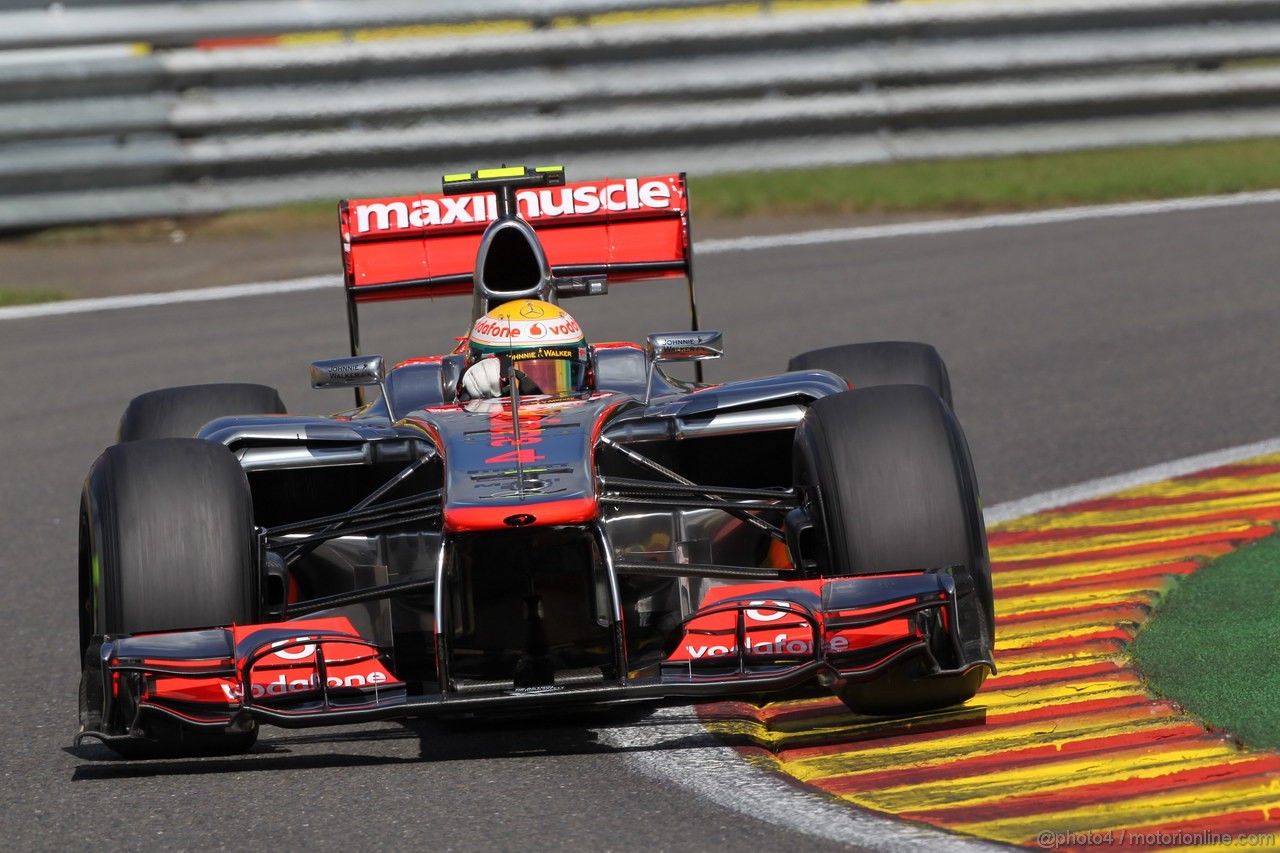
[77,569,992,747]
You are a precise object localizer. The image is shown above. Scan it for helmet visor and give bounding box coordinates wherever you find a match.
[510,355,587,396]
[472,343,587,396]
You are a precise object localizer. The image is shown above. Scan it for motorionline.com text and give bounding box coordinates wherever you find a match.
[1036,830,1275,848]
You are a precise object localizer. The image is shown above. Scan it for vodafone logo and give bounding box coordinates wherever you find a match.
[354,178,675,234]
[471,316,581,346]
[218,669,390,702]
[682,633,852,659]
[473,318,516,339]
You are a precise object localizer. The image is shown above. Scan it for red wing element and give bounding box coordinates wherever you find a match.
[340,174,691,304]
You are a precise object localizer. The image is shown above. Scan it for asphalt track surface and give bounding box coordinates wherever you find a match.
[4,198,1280,851]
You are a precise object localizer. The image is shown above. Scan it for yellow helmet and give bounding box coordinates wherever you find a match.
[467,300,590,396]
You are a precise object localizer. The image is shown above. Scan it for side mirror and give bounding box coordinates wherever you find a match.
[646,331,723,363]
[643,332,722,403]
[311,356,396,420]
[310,355,386,388]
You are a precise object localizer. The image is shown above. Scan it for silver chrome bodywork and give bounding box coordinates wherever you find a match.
[195,366,848,627]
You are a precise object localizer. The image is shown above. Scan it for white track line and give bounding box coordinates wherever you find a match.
[0,274,340,321]
[983,435,1280,524]
[594,705,1011,852]
[693,188,1280,255]
[598,435,1280,851]
[7,189,1280,322]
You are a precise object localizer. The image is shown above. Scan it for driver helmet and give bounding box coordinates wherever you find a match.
[467,299,590,396]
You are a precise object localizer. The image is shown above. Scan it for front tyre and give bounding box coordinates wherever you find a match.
[793,384,993,714]
[117,382,286,442]
[78,438,260,756]
[789,342,952,408]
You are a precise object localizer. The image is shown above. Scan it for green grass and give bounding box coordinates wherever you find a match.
[687,137,1280,218]
[0,289,70,307]
[26,200,338,245]
[1131,532,1280,749]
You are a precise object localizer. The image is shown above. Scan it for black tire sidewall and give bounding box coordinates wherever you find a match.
[118,383,286,442]
[788,342,953,408]
[796,384,974,578]
[81,438,258,642]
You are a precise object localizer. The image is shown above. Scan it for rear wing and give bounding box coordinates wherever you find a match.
[340,172,691,304]
[336,168,699,399]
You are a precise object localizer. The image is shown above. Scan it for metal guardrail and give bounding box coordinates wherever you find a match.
[3,0,1280,230]
[0,0,753,49]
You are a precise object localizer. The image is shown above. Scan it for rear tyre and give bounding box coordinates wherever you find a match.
[793,384,992,715]
[118,382,286,442]
[78,438,260,756]
[788,342,952,408]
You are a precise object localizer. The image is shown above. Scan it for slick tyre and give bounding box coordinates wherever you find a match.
[788,342,952,408]
[793,384,993,715]
[78,438,259,756]
[117,382,286,442]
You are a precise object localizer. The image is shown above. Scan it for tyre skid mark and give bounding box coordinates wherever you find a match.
[699,452,1280,847]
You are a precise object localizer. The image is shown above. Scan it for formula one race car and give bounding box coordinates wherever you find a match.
[76,166,994,757]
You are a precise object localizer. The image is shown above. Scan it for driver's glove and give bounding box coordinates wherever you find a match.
[462,357,503,399]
